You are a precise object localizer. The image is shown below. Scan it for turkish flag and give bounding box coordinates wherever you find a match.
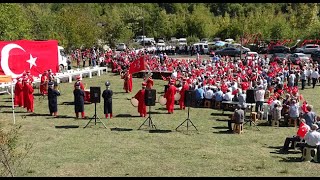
[129,56,145,74]
[0,40,58,78]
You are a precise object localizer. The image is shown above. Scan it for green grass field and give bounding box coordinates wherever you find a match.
[1,68,320,177]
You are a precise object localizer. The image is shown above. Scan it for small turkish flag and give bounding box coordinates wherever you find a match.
[0,40,58,78]
[129,56,145,74]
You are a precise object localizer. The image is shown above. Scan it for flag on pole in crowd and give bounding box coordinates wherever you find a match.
[129,56,145,74]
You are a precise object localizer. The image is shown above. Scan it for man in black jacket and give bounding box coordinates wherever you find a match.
[102,81,113,119]
[48,82,60,117]
[73,82,85,119]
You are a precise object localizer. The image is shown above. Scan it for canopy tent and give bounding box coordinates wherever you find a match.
[0,75,15,124]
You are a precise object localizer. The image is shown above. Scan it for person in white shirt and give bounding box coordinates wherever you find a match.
[204,86,214,100]
[288,71,296,87]
[306,67,312,86]
[311,68,319,88]
[255,85,265,112]
[223,89,233,101]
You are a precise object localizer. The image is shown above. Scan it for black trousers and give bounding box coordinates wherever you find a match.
[312,78,317,88]
[228,120,235,131]
[283,135,301,151]
[301,79,306,90]
[255,101,264,112]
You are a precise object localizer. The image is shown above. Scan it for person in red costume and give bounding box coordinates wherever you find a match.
[179,78,189,110]
[121,70,132,93]
[74,76,85,90]
[14,78,24,107]
[40,70,49,95]
[26,70,34,83]
[164,80,177,114]
[146,76,154,89]
[134,82,147,117]
[23,79,34,112]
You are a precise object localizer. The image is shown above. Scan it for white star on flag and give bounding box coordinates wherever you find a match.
[26,54,37,69]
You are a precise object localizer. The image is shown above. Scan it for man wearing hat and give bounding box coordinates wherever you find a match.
[74,76,85,90]
[102,81,113,118]
[23,78,34,112]
[73,82,85,119]
[179,78,189,110]
[133,82,147,117]
[14,78,24,107]
[255,85,265,113]
[145,74,154,90]
[48,81,60,117]
[121,69,132,93]
[164,79,177,114]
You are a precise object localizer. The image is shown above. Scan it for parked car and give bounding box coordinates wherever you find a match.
[270,53,289,64]
[268,45,290,54]
[288,53,310,65]
[311,50,320,63]
[258,47,268,54]
[294,44,320,54]
[116,43,126,51]
[192,43,209,54]
[215,47,241,57]
[156,39,166,47]
[229,43,251,53]
[245,51,259,60]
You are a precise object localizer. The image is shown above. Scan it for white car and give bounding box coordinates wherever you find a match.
[116,43,126,51]
[288,53,310,64]
[229,43,251,53]
[156,39,166,47]
[245,51,259,60]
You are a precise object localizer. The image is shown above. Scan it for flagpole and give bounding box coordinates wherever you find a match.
[11,81,15,124]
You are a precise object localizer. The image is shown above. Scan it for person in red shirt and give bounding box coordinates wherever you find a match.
[179,78,189,110]
[14,78,24,107]
[121,70,132,93]
[134,82,147,117]
[146,76,154,90]
[164,80,177,114]
[40,70,48,95]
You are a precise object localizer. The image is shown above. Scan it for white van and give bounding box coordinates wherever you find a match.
[192,43,209,54]
[178,38,187,46]
[58,46,68,72]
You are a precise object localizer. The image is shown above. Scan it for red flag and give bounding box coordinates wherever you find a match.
[129,56,145,74]
[0,40,59,78]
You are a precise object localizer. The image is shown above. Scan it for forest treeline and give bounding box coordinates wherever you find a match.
[1,3,319,50]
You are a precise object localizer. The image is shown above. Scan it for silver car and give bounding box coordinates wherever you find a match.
[288,53,310,64]
[294,44,320,54]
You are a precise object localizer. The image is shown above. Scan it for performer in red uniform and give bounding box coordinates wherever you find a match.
[40,70,48,95]
[23,79,34,112]
[146,76,154,89]
[26,70,34,83]
[14,78,24,107]
[134,82,147,117]
[121,70,132,93]
[74,76,85,90]
[179,78,189,110]
[164,80,177,114]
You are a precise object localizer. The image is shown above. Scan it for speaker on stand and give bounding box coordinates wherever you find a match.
[176,90,198,132]
[138,89,157,130]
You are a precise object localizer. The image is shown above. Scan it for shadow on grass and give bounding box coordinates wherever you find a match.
[215,119,228,122]
[0,100,12,102]
[210,112,230,116]
[47,115,76,119]
[110,127,133,131]
[212,130,233,134]
[61,102,74,105]
[257,121,271,126]
[55,125,79,129]
[25,113,49,117]
[0,105,14,108]
[34,93,46,97]
[2,110,26,113]
[279,157,302,163]
[149,129,172,133]
[113,91,129,95]
[212,126,228,129]
[115,114,141,118]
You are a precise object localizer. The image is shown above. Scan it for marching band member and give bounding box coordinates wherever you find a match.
[179,78,189,110]
[40,70,49,95]
[73,82,85,119]
[164,80,177,114]
[47,81,60,117]
[14,78,24,107]
[74,76,85,90]
[102,81,113,119]
[121,69,132,93]
[23,79,34,112]
[133,82,147,117]
[146,75,154,89]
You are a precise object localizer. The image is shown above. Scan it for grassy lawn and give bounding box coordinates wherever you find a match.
[1,67,320,177]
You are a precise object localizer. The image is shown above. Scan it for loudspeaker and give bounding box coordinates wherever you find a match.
[246,89,255,103]
[184,90,196,107]
[90,86,101,103]
[144,89,156,106]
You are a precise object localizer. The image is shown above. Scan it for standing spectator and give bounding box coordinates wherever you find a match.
[238,90,247,110]
[311,68,319,88]
[164,80,177,114]
[133,82,147,117]
[302,105,317,128]
[288,71,296,87]
[179,78,189,110]
[73,82,85,119]
[271,103,282,126]
[47,82,60,117]
[300,68,307,90]
[102,81,113,119]
[255,85,265,113]
[288,99,300,126]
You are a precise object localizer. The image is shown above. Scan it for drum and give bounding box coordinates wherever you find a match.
[158,95,167,106]
[174,93,181,101]
[84,89,90,103]
[130,98,139,107]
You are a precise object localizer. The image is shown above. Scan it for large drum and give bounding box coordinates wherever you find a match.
[174,93,181,101]
[158,95,167,106]
[130,98,139,107]
[84,89,91,103]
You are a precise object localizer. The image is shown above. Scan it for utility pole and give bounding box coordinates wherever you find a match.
[142,8,145,48]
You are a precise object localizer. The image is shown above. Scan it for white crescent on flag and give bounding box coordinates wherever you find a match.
[1,44,26,78]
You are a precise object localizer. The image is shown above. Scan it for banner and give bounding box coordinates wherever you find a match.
[0,75,12,82]
[0,40,59,78]
[129,56,145,74]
